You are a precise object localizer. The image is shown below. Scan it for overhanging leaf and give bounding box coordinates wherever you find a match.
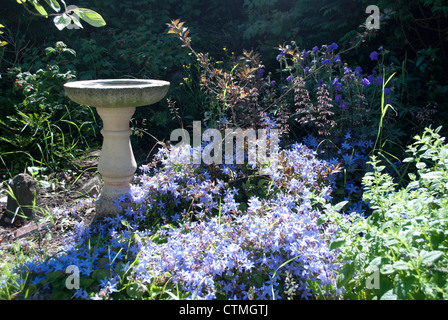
[32,0,48,17]
[53,13,72,31]
[72,8,106,27]
[44,0,61,12]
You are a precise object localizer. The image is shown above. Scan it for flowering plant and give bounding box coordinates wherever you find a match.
[320,126,448,300]
[2,139,344,300]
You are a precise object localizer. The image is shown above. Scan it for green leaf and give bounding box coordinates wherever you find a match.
[421,171,443,180]
[336,263,355,288]
[380,264,394,275]
[380,289,398,300]
[392,261,409,271]
[69,14,84,29]
[420,250,443,266]
[72,8,106,27]
[53,13,72,30]
[334,200,349,212]
[32,0,48,17]
[329,239,345,251]
[91,268,110,282]
[44,0,61,12]
[37,180,51,189]
[80,278,95,288]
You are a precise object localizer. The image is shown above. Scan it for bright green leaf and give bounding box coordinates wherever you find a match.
[329,239,345,251]
[380,289,398,300]
[32,0,48,17]
[53,13,71,30]
[392,261,409,271]
[334,200,349,212]
[420,250,443,266]
[421,171,443,180]
[72,8,106,27]
[44,0,61,12]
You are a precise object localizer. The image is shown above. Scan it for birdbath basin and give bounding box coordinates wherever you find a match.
[64,79,170,219]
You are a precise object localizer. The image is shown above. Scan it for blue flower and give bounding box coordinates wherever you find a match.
[361,78,370,87]
[332,78,342,91]
[304,66,310,74]
[370,51,379,61]
[375,76,383,86]
[321,59,331,65]
[333,54,341,63]
[335,94,342,103]
[328,42,338,52]
[312,46,319,53]
[286,75,293,83]
[276,50,285,61]
[341,140,351,150]
[383,88,391,95]
[258,69,265,78]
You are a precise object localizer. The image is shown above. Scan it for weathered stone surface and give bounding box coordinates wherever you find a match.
[77,175,102,198]
[6,173,39,221]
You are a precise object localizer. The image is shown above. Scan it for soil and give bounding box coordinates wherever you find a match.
[0,150,101,254]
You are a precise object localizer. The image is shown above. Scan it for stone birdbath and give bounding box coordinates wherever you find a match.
[64,79,170,219]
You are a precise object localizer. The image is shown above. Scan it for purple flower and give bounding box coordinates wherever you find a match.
[334,55,341,63]
[276,50,285,61]
[327,42,338,53]
[335,94,342,103]
[321,59,331,66]
[304,67,310,74]
[332,78,342,91]
[301,50,307,57]
[361,78,370,87]
[383,88,391,95]
[340,102,347,110]
[375,76,383,86]
[312,46,319,53]
[317,78,324,87]
[271,80,276,86]
[286,75,293,83]
[258,69,265,78]
[355,66,362,76]
[370,51,379,61]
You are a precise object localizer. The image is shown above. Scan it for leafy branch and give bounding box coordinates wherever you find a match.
[16,0,106,31]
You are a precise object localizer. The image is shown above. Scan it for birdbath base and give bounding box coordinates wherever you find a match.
[94,106,136,219]
[64,79,170,220]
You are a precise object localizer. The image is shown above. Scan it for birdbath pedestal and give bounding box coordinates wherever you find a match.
[64,79,170,219]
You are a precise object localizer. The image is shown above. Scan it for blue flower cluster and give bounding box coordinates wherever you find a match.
[303,129,373,216]
[11,142,343,300]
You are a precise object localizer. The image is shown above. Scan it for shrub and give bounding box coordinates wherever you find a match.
[0,42,99,175]
[321,126,448,299]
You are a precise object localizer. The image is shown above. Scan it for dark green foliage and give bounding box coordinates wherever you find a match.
[0,42,99,176]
